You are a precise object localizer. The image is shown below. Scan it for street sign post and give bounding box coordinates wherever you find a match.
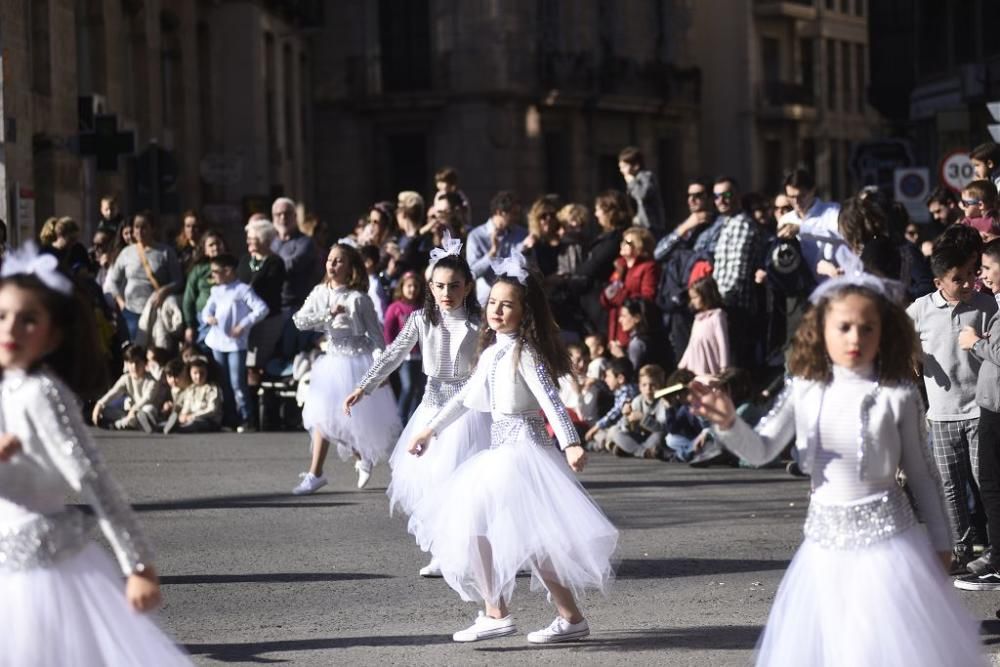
[940,151,975,192]
[894,167,930,223]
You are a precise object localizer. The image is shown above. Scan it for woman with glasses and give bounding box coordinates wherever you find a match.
[600,226,659,350]
[522,196,564,278]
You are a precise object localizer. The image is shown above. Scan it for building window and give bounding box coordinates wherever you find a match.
[265,32,277,163]
[855,43,865,113]
[855,0,864,16]
[826,39,837,111]
[801,137,817,176]
[841,41,852,114]
[197,22,212,148]
[843,139,853,192]
[31,0,52,95]
[284,43,295,160]
[825,0,834,10]
[379,0,431,92]
[160,11,183,131]
[764,140,782,196]
[800,39,815,101]
[830,140,841,199]
[544,131,570,199]
[385,133,427,195]
[658,135,681,216]
[762,37,780,84]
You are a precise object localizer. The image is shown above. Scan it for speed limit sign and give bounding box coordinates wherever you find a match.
[940,151,976,192]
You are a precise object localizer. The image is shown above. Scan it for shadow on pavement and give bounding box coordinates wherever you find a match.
[616,557,790,579]
[184,634,454,661]
[980,619,1000,645]
[473,625,763,653]
[130,492,354,512]
[583,476,805,491]
[161,572,391,585]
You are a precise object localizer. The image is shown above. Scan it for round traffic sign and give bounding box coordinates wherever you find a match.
[940,151,975,192]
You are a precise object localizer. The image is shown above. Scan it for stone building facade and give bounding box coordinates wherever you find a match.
[0,0,316,245]
[309,0,701,231]
[684,0,879,200]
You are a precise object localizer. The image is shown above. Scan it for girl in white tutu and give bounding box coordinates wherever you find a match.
[343,235,491,576]
[690,265,987,666]
[409,252,618,644]
[291,243,402,493]
[0,243,191,666]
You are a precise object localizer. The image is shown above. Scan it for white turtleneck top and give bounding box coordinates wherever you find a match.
[357,306,480,394]
[714,363,952,551]
[292,284,385,351]
[428,333,580,450]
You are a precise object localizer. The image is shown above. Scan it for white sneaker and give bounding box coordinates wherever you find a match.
[526,616,590,644]
[355,460,372,489]
[419,559,442,578]
[452,612,516,642]
[292,472,327,495]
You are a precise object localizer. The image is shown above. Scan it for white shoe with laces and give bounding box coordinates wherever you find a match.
[419,559,442,578]
[292,472,327,495]
[526,616,590,644]
[452,612,516,642]
[355,460,372,489]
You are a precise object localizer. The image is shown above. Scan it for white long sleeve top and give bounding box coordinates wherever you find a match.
[0,368,153,575]
[357,307,479,394]
[428,333,580,450]
[714,364,951,551]
[201,280,270,352]
[292,284,385,353]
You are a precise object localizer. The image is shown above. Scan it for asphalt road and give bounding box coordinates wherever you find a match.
[94,429,1000,666]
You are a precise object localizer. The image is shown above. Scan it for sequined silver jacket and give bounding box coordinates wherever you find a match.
[428,335,580,451]
[356,310,480,395]
[292,284,385,354]
[714,377,952,551]
[0,369,153,574]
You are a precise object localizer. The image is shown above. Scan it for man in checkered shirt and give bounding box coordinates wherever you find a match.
[710,176,763,368]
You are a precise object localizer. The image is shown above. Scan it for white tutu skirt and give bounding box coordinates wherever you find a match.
[302,352,402,465]
[412,431,618,606]
[756,525,987,666]
[0,543,191,666]
[387,401,492,525]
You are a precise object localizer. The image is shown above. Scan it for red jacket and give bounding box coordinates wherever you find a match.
[599,257,660,347]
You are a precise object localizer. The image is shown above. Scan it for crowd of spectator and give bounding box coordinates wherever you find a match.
[4,142,1000,477]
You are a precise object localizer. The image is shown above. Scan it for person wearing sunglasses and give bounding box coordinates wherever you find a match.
[711,175,765,368]
[959,180,998,220]
[776,168,844,282]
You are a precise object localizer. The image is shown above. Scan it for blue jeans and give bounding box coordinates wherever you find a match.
[121,309,141,343]
[213,349,249,424]
[665,433,696,462]
[397,359,426,422]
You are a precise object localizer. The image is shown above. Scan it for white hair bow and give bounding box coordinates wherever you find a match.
[808,244,901,304]
[428,229,463,266]
[1,242,73,295]
[490,248,529,285]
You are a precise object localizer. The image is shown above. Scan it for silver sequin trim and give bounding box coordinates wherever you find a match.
[856,384,881,480]
[803,487,916,550]
[358,313,417,391]
[424,377,467,408]
[325,334,375,357]
[490,415,552,449]
[39,375,153,574]
[754,377,792,434]
[522,346,579,448]
[0,508,95,571]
